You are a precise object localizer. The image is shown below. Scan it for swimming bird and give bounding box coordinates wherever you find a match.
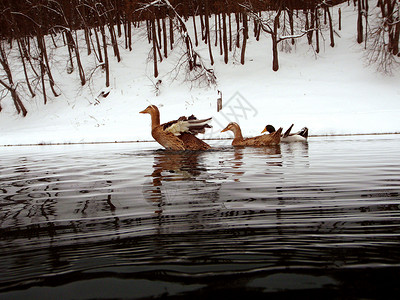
[262,124,308,142]
[221,122,282,146]
[140,105,212,150]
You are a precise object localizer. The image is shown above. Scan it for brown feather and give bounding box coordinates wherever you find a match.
[151,127,186,150]
[179,133,211,150]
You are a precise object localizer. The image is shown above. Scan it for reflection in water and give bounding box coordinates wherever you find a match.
[281,141,310,168]
[227,147,245,181]
[1,137,400,299]
[221,145,282,182]
[143,150,205,205]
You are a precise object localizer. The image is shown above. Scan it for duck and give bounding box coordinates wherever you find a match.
[140,105,212,150]
[262,124,308,142]
[221,122,282,146]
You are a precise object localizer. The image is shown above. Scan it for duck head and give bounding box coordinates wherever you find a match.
[140,105,159,115]
[140,105,161,128]
[261,124,276,134]
[221,122,240,133]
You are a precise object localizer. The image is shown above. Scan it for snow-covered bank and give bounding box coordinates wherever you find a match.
[0,4,399,146]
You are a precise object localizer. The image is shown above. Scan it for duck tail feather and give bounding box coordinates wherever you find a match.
[275,127,283,137]
[283,124,294,138]
[187,117,212,126]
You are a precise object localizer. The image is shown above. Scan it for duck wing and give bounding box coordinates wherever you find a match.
[152,127,186,150]
[179,132,211,150]
[163,116,212,136]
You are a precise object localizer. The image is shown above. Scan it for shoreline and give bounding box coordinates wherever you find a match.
[1,132,398,148]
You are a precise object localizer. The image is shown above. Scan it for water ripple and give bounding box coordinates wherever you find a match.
[1,136,400,297]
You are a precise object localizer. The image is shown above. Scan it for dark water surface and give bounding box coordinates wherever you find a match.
[1,135,400,299]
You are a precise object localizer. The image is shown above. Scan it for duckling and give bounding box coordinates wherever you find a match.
[140,105,212,150]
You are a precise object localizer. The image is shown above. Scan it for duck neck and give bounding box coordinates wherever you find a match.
[232,126,244,142]
[150,110,160,130]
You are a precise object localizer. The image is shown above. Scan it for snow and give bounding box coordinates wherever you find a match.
[0,4,399,147]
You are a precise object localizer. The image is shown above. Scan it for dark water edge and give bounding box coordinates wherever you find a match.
[1,135,400,299]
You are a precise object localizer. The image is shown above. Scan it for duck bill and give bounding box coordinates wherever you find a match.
[261,128,267,134]
[139,109,147,114]
[221,126,229,133]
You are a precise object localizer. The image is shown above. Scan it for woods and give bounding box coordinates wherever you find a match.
[0,0,399,116]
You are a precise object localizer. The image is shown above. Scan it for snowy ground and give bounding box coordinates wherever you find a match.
[0,3,399,146]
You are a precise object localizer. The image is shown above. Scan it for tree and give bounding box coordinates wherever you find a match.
[241,1,319,71]
[137,0,216,86]
[364,0,400,74]
[0,41,28,116]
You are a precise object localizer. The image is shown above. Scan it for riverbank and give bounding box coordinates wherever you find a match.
[0,3,399,146]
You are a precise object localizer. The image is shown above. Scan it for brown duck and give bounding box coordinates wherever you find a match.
[140,105,212,150]
[221,122,282,146]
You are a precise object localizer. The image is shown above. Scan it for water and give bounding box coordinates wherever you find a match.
[1,135,400,299]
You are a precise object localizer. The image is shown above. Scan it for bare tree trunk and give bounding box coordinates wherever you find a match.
[218,14,223,55]
[364,0,369,47]
[40,58,47,104]
[94,27,103,62]
[128,16,132,51]
[162,18,168,57]
[156,18,162,48]
[108,24,121,62]
[84,28,91,55]
[169,17,174,50]
[36,33,48,105]
[17,39,35,98]
[228,13,232,51]
[393,21,400,55]
[205,0,214,65]
[89,29,101,62]
[222,12,228,63]
[326,6,335,47]
[0,43,28,116]
[288,10,295,45]
[10,88,27,116]
[38,34,59,96]
[235,12,240,48]
[357,0,364,44]
[73,32,86,85]
[20,38,39,77]
[241,12,248,65]
[215,14,218,47]
[146,20,152,43]
[192,15,198,46]
[199,8,205,41]
[100,25,110,87]
[65,31,74,73]
[272,10,281,72]
[65,30,86,85]
[307,10,314,45]
[315,8,320,53]
[152,18,159,78]
[256,12,261,41]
